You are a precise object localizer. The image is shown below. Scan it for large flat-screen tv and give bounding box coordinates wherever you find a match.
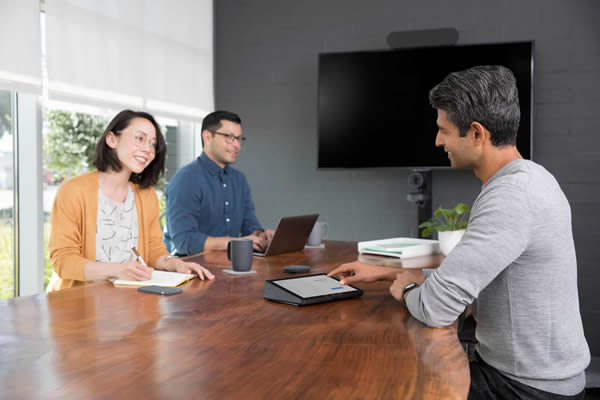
[318,42,533,168]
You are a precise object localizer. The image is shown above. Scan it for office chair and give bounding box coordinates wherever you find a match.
[457,312,477,360]
[586,357,600,397]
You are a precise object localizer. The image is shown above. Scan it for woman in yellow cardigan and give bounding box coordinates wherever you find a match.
[47,110,214,292]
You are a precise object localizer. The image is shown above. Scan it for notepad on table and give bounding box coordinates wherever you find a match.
[113,270,196,287]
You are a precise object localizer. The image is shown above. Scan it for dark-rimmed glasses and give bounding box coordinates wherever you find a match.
[212,131,246,145]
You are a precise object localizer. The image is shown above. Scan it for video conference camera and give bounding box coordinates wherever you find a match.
[406,171,428,204]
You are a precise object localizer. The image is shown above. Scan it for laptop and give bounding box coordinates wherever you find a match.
[253,214,319,257]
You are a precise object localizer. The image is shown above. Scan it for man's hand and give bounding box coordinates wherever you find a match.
[327,261,398,286]
[243,231,268,251]
[389,269,427,303]
[262,229,275,244]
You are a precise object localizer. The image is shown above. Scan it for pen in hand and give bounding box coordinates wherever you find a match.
[131,247,152,269]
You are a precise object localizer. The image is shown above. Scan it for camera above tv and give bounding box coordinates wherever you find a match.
[317,42,533,168]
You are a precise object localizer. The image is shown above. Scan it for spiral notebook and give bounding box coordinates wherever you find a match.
[113,270,196,287]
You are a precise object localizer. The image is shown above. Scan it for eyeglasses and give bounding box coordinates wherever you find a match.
[212,131,246,145]
[133,132,157,153]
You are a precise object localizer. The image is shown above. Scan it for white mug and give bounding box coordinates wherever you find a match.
[307,221,328,246]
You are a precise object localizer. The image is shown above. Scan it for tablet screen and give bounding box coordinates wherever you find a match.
[273,274,358,299]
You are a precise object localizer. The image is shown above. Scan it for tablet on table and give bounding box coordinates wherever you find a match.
[264,273,363,306]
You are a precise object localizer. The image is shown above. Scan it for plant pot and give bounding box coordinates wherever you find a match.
[438,229,466,256]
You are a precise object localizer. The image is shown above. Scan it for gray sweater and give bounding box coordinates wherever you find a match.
[406,159,590,395]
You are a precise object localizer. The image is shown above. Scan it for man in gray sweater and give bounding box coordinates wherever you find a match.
[329,65,589,399]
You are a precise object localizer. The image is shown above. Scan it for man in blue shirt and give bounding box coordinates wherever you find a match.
[164,111,274,256]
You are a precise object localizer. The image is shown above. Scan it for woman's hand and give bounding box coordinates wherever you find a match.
[115,260,153,281]
[168,258,215,280]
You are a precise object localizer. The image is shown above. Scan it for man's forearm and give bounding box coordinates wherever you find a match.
[203,236,232,251]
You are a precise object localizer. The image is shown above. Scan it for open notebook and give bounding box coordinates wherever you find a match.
[113,270,196,288]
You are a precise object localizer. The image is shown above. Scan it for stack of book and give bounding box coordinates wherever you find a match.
[358,237,440,259]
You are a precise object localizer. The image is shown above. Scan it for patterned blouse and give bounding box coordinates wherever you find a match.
[96,186,139,263]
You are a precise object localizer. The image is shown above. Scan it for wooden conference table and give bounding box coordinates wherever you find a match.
[0,241,469,399]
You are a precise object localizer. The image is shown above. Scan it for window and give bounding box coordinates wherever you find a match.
[0,90,16,299]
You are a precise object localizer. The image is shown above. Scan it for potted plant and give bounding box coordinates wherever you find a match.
[419,203,470,256]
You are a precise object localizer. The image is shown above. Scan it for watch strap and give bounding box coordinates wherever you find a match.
[401,282,419,302]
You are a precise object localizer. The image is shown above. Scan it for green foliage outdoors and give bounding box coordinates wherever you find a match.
[419,203,470,238]
[0,91,11,138]
[0,92,13,298]
[0,220,55,298]
[0,222,14,299]
[44,110,107,182]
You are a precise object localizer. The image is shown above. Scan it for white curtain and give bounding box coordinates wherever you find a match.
[0,0,42,93]
[45,0,213,120]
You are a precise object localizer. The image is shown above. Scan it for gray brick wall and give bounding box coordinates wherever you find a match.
[214,0,600,355]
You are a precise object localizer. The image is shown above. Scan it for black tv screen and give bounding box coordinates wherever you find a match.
[318,42,533,168]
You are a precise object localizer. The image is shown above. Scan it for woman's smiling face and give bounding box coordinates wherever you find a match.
[106,117,157,174]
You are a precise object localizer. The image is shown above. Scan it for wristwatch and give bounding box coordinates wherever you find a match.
[401,282,419,303]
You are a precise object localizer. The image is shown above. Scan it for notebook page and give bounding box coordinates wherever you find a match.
[113,270,196,287]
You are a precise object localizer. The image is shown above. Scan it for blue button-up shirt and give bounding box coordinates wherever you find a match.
[163,153,263,255]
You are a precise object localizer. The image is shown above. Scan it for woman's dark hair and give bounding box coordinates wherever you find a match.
[93,110,166,189]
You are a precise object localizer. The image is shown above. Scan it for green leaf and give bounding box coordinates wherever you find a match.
[421,202,470,233]
[433,207,444,217]
[454,203,470,214]
[439,208,454,218]
[436,224,453,232]
[421,227,433,238]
